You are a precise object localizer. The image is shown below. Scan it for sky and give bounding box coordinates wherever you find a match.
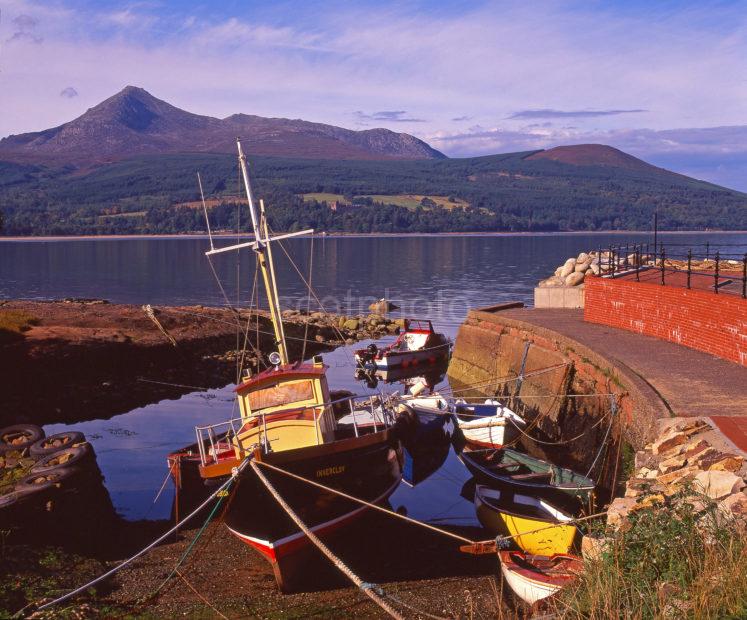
[1,0,746,190]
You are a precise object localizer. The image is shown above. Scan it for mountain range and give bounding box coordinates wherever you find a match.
[0,86,444,164]
[0,86,745,235]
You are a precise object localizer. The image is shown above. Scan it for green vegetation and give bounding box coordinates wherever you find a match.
[1,151,746,235]
[555,492,747,619]
[0,310,39,344]
[301,192,346,203]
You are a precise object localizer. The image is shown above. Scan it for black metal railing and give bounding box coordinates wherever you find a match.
[595,242,747,299]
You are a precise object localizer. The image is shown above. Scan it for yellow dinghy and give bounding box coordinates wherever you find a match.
[475,484,577,555]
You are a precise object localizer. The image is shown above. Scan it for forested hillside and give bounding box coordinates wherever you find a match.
[1,147,745,235]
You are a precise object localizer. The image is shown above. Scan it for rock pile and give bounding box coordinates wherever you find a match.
[281,309,404,346]
[538,251,602,288]
[606,418,747,530]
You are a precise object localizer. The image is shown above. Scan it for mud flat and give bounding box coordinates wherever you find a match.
[0,300,400,427]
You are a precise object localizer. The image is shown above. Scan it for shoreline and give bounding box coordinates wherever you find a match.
[2,229,747,242]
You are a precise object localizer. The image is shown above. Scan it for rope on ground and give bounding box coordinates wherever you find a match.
[250,460,405,620]
[149,471,238,599]
[175,570,230,620]
[142,304,177,346]
[255,460,476,545]
[35,459,249,612]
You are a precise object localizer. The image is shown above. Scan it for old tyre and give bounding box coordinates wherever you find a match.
[15,467,80,496]
[30,431,85,457]
[30,445,91,474]
[0,491,19,510]
[0,425,45,453]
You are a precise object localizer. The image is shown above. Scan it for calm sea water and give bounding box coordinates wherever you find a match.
[2,232,745,521]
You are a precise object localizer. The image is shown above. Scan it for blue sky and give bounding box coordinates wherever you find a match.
[1,0,747,190]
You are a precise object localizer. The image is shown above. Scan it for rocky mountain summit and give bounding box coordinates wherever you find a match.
[0,86,445,164]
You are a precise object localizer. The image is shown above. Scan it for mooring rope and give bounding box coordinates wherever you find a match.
[35,459,249,612]
[464,510,609,552]
[254,460,476,545]
[250,460,405,620]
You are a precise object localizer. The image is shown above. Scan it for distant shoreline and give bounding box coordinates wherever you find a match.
[1,230,747,242]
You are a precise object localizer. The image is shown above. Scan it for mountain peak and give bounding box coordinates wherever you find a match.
[526,144,658,172]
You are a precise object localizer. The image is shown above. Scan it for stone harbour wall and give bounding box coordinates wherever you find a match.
[448,304,669,498]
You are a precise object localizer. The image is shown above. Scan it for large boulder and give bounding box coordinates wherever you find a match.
[693,470,745,500]
[369,299,399,314]
[575,259,592,273]
[577,252,590,264]
[607,496,637,529]
[539,276,564,288]
[560,258,577,278]
[565,271,585,286]
[342,318,359,331]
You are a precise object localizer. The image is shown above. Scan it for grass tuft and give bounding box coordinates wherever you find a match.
[553,490,747,619]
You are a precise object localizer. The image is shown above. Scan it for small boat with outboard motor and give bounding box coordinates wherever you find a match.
[458,447,595,512]
[354,319,451,370]
[167,139,405,592]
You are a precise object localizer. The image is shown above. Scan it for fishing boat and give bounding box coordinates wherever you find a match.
[454,399,526,449]
[354,319,451,370]
[499,550,583,605]
[167,139,404,592]
[458,447,595,512]
[474,485,577,555]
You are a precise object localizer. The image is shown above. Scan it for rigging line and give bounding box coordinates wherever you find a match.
[163,307,336,349]
[271,232,355,365]
[301,235,314,361]
[237,260,265,377]
[586,395,618,480]
[250,461,404,620]
[206,255,243,328]
[36,461,249,612]
[137,378,210,391]
[506,405,615,446]
[254,460,476,545]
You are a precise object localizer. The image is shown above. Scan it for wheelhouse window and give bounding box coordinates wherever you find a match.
[247,380,315,412]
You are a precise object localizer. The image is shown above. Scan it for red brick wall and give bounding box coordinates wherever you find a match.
[584,277,747,367]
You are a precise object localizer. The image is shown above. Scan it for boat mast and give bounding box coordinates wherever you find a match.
[237,138,289,365]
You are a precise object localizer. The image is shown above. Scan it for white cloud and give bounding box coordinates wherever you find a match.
[0,0,746,188]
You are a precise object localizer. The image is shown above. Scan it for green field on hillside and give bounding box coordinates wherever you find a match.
[1,152,745,235]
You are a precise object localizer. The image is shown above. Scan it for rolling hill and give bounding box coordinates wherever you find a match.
[0,88,745,235]
[1,146,745,235]
[0,86,445,164]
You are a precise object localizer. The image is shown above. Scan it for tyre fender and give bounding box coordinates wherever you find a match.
[0,425,45,453]
[30,431,86,457]
[30,445,91,474]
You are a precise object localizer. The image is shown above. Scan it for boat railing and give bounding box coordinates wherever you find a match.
[194,393,396,467]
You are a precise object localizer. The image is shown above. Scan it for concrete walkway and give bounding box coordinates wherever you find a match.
[498,308,747,452]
